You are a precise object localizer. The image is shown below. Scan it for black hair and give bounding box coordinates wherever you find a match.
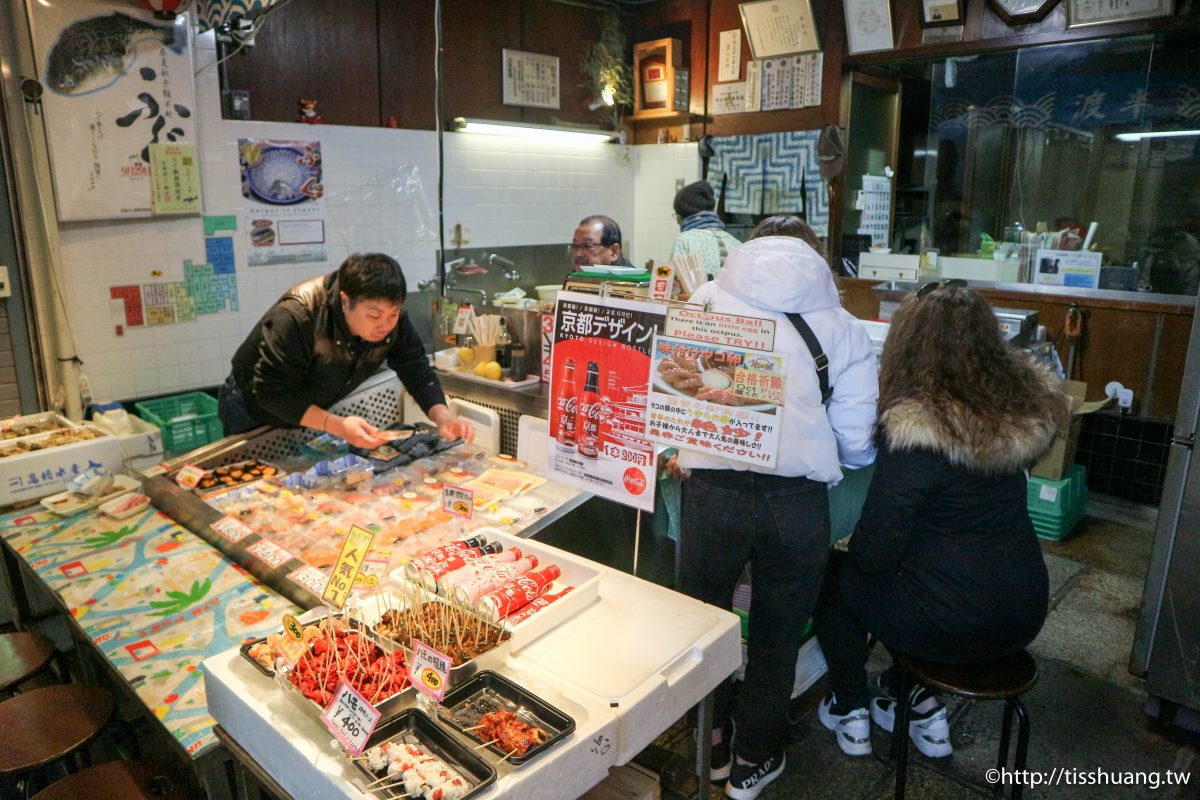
[578,215,622,247]
[338,253,407,305]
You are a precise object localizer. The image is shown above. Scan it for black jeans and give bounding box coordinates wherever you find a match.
[812,550,876,711]
[679,469,830,763]
[217,375,263,435]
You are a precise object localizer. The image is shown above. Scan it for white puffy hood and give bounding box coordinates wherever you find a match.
[716,236,842,316]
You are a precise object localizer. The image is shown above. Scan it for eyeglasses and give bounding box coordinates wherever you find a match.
[570,242,606,252]
[916,278,967,298]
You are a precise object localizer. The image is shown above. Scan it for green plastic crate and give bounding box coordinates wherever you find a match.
[1027,464,1087,516]
[1031,498,1087,541]
[135,392,223,453]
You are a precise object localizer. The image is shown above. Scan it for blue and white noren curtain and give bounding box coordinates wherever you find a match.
[196,0,284,31]
[707,129,828,236]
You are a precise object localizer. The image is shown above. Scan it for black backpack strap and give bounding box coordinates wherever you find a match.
[785,312,833,404]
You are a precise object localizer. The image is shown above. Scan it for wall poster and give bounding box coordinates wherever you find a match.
[646,309,786,468]
[238,139,327,266]
[31,2,198,221]
[547,292,666,512]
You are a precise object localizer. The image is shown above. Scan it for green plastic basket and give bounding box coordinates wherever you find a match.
[135,392,223,453]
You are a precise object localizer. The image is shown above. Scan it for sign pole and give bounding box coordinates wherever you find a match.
[633,509,641,578]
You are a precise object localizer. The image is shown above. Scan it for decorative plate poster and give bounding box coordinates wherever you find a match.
[238,139,327,266]
[31,1,198,221]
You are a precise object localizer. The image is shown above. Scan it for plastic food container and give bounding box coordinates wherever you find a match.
[352,709,496,799]
[99,492,151,519]
[438,670,576,765]
[535,285,560,303]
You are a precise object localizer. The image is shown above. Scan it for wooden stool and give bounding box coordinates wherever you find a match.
[31,761,189,800]
[892,650,1038,800]
[0,684,114,795]
[0,632,57,695]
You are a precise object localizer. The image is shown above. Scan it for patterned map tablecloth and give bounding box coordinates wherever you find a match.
[0,505,299,757]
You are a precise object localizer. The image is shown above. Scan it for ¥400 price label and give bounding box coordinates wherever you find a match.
[411,639,452,701]
[321,680,380,755]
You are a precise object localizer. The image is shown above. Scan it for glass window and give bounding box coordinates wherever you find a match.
[896,30,1200,294]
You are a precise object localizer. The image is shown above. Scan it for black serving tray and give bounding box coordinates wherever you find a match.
[438,670,575,766]
[352,423,460,472]
[352,708,497,799]
[237,614,361,679]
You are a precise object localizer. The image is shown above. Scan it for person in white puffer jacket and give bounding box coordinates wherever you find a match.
[671,216,878,800]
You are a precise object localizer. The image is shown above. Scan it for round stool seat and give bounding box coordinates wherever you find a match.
[0,632,56,694]
[0,684,114,775]
[31,761,189,800]
[897,649,1038,700]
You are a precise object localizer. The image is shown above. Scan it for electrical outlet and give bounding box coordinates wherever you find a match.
[0,266,11,299]
[1118,388,1134,409]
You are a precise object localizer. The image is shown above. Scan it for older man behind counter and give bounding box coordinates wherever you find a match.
[219,252,474,449]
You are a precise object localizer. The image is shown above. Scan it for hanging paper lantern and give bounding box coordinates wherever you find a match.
[138,0,185,19]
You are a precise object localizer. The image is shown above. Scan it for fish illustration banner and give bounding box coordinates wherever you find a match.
[547,291,666,512]
[31,2,199,221]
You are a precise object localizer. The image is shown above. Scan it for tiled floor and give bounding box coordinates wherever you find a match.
[653,500,1200,799]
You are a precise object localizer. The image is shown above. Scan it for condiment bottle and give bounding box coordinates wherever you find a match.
[496,317,512,370]
[510,343,526,380]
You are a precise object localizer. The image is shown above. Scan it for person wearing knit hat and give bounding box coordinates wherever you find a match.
[670,181,743,280]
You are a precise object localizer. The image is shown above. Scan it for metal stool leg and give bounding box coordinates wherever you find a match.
[996,699,1016,794]
[893,668,915,800]
[1011,699,1031,800]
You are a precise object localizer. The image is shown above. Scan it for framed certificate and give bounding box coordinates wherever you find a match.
[739,0,821,58]
[843,0,894,55]
[920,0,965,27]
[1067,0,1173,28]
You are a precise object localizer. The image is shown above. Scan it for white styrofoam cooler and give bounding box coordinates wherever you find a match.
[0,424,125,505]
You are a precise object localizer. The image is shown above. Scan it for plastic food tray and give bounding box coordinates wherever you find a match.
[438,670,575,765]
[196,459,281,495]
[351,424,460,472]
[40,474,142,516]
[273,633,413,724]
[358,593,512,689]
[0,411,76,442]
[351,708,496,800]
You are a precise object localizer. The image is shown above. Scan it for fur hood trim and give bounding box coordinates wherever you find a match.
[880,373,1067,473]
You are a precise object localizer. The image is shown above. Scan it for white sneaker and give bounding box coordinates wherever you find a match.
[818,694,872,757]
[870,695,953,758]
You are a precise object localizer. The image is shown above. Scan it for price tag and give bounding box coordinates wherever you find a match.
[287,565,330,597]
[211,515,253,544]
[321,679,381,755]
[411,639,452,701]
[321,526,375,609]
[442,485,474,519]
[143,463,169,477]
[277,613,306,664]
[1038,485,1059,502]
[174,464,207,490]
[246,540,295,569]
[453,305,476,335]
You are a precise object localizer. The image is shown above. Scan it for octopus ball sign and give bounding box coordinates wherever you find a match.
[546,292,667,512]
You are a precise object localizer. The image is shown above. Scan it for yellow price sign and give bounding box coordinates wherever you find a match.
[282,613,304,640]
[321,526,375,609]
[420,668,443,691]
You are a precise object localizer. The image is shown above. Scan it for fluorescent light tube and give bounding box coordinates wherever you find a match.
[452,117,615,143]
[1115,130,1200,142]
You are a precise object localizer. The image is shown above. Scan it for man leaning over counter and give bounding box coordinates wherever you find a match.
[218,253,474,449]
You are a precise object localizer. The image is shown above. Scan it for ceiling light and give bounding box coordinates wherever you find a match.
[451,117,615,143]
[1115,130,1200,142]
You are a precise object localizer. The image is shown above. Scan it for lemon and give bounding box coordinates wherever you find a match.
[457,346,475,366]
[474,361,489,377]
[483,361,502,380]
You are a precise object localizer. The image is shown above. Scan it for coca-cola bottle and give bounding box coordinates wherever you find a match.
[577,361,602,459]
[555,358,578,451]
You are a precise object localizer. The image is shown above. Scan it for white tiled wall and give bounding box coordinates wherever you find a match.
[50,31,677,405]
[632,143,702,265]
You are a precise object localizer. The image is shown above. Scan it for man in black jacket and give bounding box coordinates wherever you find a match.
[219,253,473,449]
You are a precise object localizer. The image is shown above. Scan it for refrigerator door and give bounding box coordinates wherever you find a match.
[1130,292,1200,680]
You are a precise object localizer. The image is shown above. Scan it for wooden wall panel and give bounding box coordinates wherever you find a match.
[520,2,607,127]
[224,0,380,126]
[440,0,522,124]
[379,0,436,130]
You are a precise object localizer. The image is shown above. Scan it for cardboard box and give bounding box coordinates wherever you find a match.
[1031,380,1107,481]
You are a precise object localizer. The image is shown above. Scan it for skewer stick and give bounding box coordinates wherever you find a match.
[473,738,499,750]
[459,723,487,732]
[497,747,519,764]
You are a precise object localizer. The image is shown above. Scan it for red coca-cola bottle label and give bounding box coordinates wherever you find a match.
[555,359,578,450]
[576,361,603,459]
